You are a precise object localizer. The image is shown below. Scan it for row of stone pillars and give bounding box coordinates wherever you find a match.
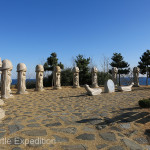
[112,67,140,87]
[0,59,45,99]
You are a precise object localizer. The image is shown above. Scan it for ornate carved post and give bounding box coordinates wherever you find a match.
[35,65,44,91]
[73,67,80,88]
[53,66,61,89]
[133,67,140,87]
[91,67,99,88]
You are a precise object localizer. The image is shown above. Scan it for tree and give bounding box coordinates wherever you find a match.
[44,52,64,71]
[110,53,130,85]
[75,54,91,85]
[138,50,150,85]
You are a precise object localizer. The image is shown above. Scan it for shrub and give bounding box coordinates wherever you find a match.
[26,80,36,89]
[139,99,150,108]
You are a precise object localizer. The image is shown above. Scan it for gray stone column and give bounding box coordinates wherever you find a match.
[133,67,140,87]
[112,67,118,86]
[91,67,99,88]
[17,63,28,94]
[1,59,13,99]
[35,65,44,91]
[53,66,61,89]
[73,67,80,88]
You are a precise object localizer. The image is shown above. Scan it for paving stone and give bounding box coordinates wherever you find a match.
[53,135,69,142]
[108,146,125,150]
[51,127,77,134]
[12,147,22,150]
[76,133,95,140]
[122,138,145,150]
[120,123,131,129]
[96,144,108,149]
[96,125,107,130]
[99,132,116,141]
[61,144,87,150]
[83,127,95,132]
[8,124,24,134]
[45,122,62,127]
[0,132,5,139]
[27,119,36,123]
[28,139,42,147]
[99,112,108,117]
[134,137,148,144]
[27,123,40,127]
[22,129,47,136]
[110,126,122,132]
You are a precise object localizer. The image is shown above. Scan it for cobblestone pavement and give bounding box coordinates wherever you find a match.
[0,86,150,150]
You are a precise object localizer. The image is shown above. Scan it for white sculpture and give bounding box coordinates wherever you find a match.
[112,67,118,86]
[104,79,115,93]
[133,67,140,87]
[17,63,28,94]
[117,82,134,92]
[91,67,99,88]
[35,65,44,91]
[84,84,102,96]
[73,67,80,88]
[53,66,61,89]
[1,59,13,99]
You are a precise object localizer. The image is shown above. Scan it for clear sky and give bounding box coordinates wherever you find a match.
[0,0,150,78]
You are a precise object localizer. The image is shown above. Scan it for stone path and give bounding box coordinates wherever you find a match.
[0,86,149,150]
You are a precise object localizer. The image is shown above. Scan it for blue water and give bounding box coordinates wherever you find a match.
[12,79,36,85]
[11,77,150,85]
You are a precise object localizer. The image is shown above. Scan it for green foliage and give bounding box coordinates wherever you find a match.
[138,50,150,74]
[139,99,150,108]
[110,53,130,85]
[75,54,91,85]
[44,52,64,71]
[26,81,36,89]
[97,72,112,85]
[43,74,53,87]
[61,68,73,86]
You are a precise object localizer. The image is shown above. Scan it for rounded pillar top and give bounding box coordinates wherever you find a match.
[54,66,61,72]
[73,67,79,73]
[92,67,98,73]
[35,65,44,72]
[133,67,140,73]
[2,59,13,70]
[17,63,27,72]
[112,67,118,73]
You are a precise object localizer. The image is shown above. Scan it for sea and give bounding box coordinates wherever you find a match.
[11,77,150,85]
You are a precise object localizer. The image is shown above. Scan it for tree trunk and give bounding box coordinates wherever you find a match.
[119,73,121,86]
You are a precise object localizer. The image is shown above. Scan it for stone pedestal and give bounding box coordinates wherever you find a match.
[133,67,140,87]
[91,67,99,88]
[73,67,80,88]
[17,63,28,94]
[112,67,118,86]
[53,66,62,89]
[35,65,44,91]
[1,59,13,99]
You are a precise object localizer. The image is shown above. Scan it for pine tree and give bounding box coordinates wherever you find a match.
[110,53,130,85]
[138,50,150,85]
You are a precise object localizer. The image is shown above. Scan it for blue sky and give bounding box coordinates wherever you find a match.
[0,0,150,78]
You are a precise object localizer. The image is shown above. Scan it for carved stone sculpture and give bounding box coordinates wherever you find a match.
[35,65,44,91]
[91,67,99,88]
[53,66,61,89]
[104,79,115,93]
[112,67,118,86]
[84,84,102,96]
[73,67,80,88]
[133,67,140,87]
[17,63,28,94]
[1,59,13,99]
[117,82,134,92]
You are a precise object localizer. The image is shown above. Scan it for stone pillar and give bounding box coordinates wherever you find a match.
[1,59,13,99]
[53,66,61,89]
[133,67,140,87]
[112,67,118,86]
[17,63,28,94]
[35,65,44,91]
[73,67,80,88]
[91,67,99,88]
